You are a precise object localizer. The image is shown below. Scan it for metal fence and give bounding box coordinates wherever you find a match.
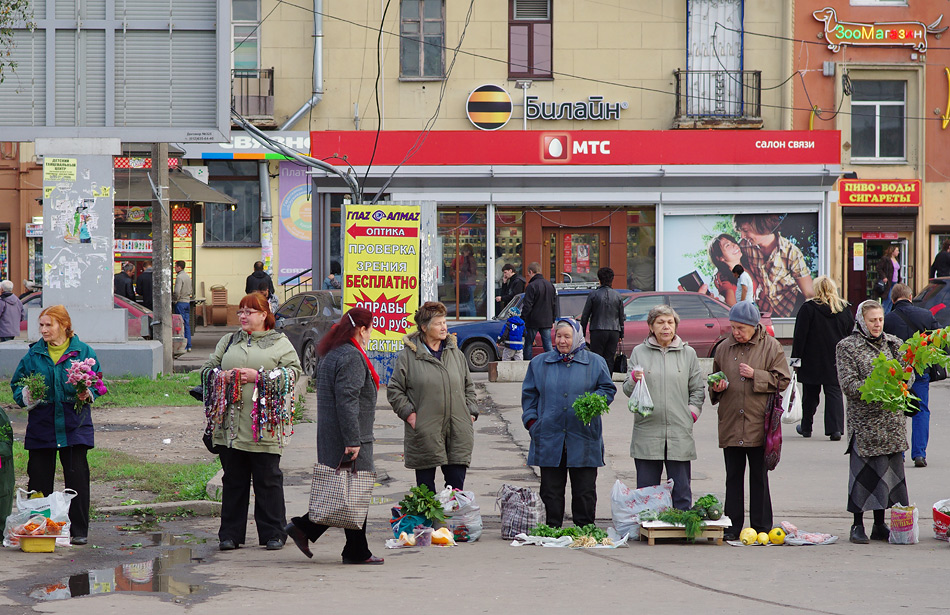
[231,68,275,117]
[674,69,761,119]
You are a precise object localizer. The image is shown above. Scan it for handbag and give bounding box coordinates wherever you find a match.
[764,390,785,471]
[308,456,376,530]
[780,369,803,424]
[612,340,628,374]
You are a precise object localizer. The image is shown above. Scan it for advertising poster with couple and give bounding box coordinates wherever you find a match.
[664,213,819,318]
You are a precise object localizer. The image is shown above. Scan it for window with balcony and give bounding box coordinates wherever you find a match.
[509,0,552,79]
[205,161,261,245]
[851,80,906,161]
[232,0,259,70]
[400,0,445,79]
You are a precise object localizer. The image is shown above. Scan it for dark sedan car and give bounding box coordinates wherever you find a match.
[274,290,342,378]
[914,278,950,326]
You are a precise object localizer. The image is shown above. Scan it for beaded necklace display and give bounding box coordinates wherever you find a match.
[202,366,242,443]
[251,366,297,448]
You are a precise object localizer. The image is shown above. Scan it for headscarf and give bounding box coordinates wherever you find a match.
[554,318,585,362]
[854,299,885,342]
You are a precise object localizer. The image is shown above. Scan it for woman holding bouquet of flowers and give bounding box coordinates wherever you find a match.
[10,305,105,545]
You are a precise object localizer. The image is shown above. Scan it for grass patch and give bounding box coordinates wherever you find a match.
[0,372,202,408]
[10,441,220,502]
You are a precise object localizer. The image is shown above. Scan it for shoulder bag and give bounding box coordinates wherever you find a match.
[612,340,628,374]
[764,390,785,471]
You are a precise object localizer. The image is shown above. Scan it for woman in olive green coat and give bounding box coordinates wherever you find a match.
[201,293,301,551]
[623,305,705,510]
[388,301,478,492]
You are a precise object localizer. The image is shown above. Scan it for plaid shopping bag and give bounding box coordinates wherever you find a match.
[308,459,376,530]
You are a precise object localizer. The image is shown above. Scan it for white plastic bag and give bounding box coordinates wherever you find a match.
[610,478,673,538]
[438,487,483,542]
[12,488,76,546]
[889,504,919,545]
[781,370,803,424]
[627,368,654,417]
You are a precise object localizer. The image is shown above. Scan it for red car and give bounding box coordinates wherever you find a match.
[531,291,774,358]
[19,292,187,356]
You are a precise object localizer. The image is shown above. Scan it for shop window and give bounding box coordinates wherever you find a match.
[494,210,524,295]
[400,0,445,79]
[851,80,905,161]
[205,160,261,245]
[232,0,260,70]
[439,209,487,319]
[625,209,657,291]
[509,0,552,79]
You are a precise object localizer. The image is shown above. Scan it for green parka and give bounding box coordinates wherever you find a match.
[201,329,301,455]
[387,332,478,470]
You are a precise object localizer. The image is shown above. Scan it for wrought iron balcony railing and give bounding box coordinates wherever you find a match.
[231,68,275,123]
[673,69,762,128]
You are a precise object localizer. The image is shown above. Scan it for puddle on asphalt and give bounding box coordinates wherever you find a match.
[28,545,205,602]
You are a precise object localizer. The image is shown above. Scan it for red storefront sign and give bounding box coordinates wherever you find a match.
[862,232,900,240]
[563,234,573,273]
[310,130,841,166]
[839,179,921,206]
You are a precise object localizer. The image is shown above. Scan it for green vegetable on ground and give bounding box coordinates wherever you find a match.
[529,523,608,541]
[573,392,610,425]
[397,485,445,524]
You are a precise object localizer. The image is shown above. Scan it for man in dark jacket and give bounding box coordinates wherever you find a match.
[930,240,950,279]
[883,284,939,468]
[581,267,625,371]
[245,261,276,296]
[114,262,136,301]
[136,261,154,309]
[496,263,526,308]
[521,262,557,360]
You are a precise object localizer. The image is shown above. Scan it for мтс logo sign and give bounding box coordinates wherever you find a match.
[541,134,570,162]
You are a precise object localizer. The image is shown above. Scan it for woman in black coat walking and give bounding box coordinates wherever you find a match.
[285,307,384,565]
[791,276,854,440]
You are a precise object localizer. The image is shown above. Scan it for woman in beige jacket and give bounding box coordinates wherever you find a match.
[710,302,789,539]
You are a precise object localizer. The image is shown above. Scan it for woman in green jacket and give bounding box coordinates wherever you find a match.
[201,293,301,552]
[388,301,477,492]
[623,305,705,510]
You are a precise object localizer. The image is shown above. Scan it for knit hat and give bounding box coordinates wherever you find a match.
[509,306,522,317]
[728,301,760,326]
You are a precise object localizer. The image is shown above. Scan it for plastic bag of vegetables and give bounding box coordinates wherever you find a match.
[628,375,654,417]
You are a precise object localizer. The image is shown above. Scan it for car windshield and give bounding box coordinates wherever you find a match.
[558,294,588,319]
[916,282,947,304]
[496,295,524,320]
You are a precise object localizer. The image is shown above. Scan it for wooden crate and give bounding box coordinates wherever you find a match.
[639,517,732,546]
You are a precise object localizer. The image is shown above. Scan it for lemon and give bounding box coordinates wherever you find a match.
[739,527,758,545]
[757,532,770,545]
[768,527,786,545]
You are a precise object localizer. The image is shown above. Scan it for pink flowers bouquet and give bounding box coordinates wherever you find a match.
[66,358,108,403]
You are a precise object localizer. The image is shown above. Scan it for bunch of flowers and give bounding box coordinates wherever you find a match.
[15,373,48,406]
[860,327,950,413]
[66,358,108,402]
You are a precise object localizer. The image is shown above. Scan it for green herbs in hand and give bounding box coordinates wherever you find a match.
[15,373,48,407]
[397,485,446,524]
[573,392,609,425]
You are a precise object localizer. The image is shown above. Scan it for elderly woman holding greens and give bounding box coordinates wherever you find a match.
[623,305,705,511]
[835,300,910,544]
[522,318,616,528]
[388,301,478,493]
[201,293,301,552]
[710,302,789,540]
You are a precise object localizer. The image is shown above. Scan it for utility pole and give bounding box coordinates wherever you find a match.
[150,143,173,374]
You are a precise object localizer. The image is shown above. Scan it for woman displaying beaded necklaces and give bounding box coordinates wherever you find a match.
[201,293,301,552]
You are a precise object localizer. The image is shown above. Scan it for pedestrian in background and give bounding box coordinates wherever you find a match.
[581,267,625,371]
[285,307,383,565]
[521,262,557,360]
[732,264,755,304]
[388,301,478,492]
[245,260,275,296]
[322,260,342,290]
[174,260,193,351]
[496,305,525,361]
[791,275,853,441]
[710,302,790,540]
[876,245,900,313]
[623,305,704,510]
[496,263,526,308]
[257,281,279,314]
[930,240,950,279]
[11,305,102,545]
[836,300,909,544]
[883,283,938,468]
[202,293,301,551]
[136,262,154,309]
[522,318,616,528]
[0,280,24,342]
[114,262,136,301]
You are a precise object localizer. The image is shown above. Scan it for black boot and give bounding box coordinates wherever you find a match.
[869,523,890,541]
[849,524,869,544]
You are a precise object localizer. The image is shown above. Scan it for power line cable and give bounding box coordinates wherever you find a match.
[361,0,393,194]
[233,2,280,53]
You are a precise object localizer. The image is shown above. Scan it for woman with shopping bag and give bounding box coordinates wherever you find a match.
[622,305,705,511]
[10,305,103,545]
[285,307,384,565]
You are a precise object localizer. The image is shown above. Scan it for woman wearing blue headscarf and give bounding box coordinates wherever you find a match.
[522,318,616,528]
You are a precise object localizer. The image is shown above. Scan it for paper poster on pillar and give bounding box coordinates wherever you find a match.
[277,162,313,283]
[343,204,421,383]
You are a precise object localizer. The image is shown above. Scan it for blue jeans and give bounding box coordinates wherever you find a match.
[175,301,191,349]
[910,371,930,459]
[524,327,552,360]
[881,293,893,314]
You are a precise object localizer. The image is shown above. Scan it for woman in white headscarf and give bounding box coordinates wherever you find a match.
[521,318,616,528]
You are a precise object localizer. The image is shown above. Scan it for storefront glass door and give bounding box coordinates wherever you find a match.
[547,229,606,284]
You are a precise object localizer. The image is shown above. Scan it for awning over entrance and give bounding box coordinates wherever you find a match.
[114,169,236,204]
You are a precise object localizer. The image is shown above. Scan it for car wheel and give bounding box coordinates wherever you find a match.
[464,340,495,372]
[303,341,319,379]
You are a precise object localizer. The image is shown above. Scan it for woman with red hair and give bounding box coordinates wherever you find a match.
[11,305,103,545]
[201,293,301,552]
[285,307,383,564]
